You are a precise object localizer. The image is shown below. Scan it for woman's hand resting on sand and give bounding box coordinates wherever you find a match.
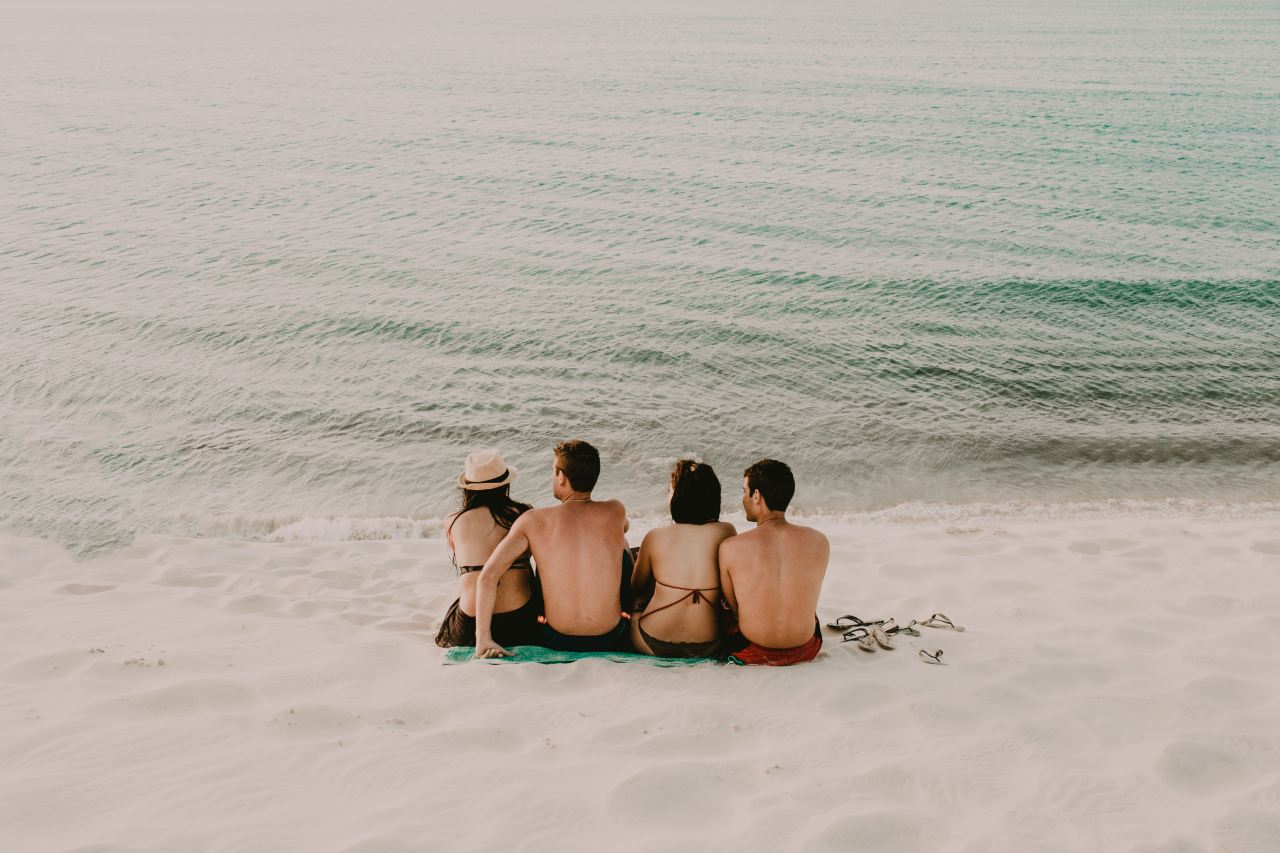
[474,640,512,659]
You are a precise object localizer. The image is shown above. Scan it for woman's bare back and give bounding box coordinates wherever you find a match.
[632,521,736,645]
[448,509,532,615]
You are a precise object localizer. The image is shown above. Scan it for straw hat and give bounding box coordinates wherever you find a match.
[456,448,518,490]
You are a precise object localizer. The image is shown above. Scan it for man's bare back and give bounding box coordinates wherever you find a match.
[719,521,828,647]
[509,499,629,632]
[719,465,828,650]
[474,440,629,658]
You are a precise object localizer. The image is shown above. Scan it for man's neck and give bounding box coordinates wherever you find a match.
[756,511,786,527]
[561,491,593,504]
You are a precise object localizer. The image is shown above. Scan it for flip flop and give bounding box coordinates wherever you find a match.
[841,627,878,652]
[918,649,944,665]
[871,626,895,650]
[826,615,886,631]
[881,618,921,637]
[920,612,965,632]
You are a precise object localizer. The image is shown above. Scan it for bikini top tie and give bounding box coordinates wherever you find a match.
[451,552,532,576]
[446,506,532,576]
[640,575,720,622]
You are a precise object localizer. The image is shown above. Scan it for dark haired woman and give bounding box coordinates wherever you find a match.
[435,449,539,648]
[629,459,737,657]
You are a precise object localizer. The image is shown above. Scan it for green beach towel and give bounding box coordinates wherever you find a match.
[443,645,719,666]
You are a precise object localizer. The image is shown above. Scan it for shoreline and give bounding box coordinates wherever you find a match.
[110,496,1280,548]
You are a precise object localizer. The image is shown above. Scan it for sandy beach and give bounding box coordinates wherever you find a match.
[4,510,1278,853]
[4,0,1277,850]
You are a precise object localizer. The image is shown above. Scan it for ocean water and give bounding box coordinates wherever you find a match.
[2,0,1278,554]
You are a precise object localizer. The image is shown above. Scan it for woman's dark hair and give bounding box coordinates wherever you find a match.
[669,459,721,525]
[450,485,531,534]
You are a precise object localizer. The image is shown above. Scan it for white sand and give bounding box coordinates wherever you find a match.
[3,512,1280,853]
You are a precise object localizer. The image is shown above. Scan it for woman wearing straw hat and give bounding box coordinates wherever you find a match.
[435,449,540,649]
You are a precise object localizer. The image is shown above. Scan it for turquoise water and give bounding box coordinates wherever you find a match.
[2,0,1278,552]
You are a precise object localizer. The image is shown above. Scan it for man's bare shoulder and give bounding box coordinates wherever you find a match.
[783,517,834,545]
[599,497,626,514]
[512,506,551,528]
[585,498,626,521]
[787,523,831,561]
[720,525,761,553]
[789,522,829,545]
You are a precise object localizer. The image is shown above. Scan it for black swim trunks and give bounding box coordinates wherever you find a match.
[530,549,636,651]
[434,593,541,648]
[535,617,631,652]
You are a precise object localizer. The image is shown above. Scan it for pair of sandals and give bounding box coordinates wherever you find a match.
[827,612,963,661]
[826,616,910,653]
[840,624,895,653]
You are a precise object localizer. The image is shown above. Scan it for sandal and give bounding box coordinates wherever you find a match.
[826,615,886,631]
[881,618,921,637]
[841,627,878,652]
[871,626,895,650]
[920,613,965,632]
[918,649,944,665]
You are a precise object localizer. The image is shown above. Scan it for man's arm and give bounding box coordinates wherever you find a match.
[718,540,739,617]
[474,515,532,659]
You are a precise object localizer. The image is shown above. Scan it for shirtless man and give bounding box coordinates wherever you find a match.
[718,459,828,665]
[474,440,631,658]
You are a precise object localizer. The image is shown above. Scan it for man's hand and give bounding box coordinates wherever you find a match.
[474,639,512,659]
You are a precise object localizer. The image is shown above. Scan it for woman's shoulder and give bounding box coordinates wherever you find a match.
[446,508,474,525]
[672,520,737,536]
[655,522,734,552]
[640,524,670,545]
[447,507,491,533]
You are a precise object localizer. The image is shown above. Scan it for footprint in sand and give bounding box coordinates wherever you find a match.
[1183,674,1270,707]
[1068,537,1137,556]
[3,648,97,682]
[115,679,258,717]
[56,583,115,595]
[286,599,345,618]
[1155,737,1260,795]
[606,762,737,829]
[155,568,225,588]
[806,810,927,853]
[1167,592,1236,618]
[221,593,282,614]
